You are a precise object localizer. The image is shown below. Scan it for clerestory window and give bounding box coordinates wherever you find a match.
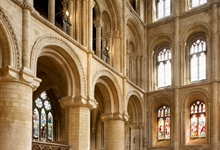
[158,105,171,140]
[33,91,53,142]
[157,48,172,88]
[189,0,207,9]
[190,39,206,82]
[190,100,206,138]
[157,0,171,19]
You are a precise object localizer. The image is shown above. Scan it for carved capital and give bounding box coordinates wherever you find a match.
[59,95,98,109]
[93,19,104,28]
[100,112,129,122]
[0,66,41,90]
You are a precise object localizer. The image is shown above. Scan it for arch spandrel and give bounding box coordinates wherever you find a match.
[0,8,20,70]
[31,35,86,97]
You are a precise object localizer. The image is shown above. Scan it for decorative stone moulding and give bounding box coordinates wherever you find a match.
[0,66,41,90]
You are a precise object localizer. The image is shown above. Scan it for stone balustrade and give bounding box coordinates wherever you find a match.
[32,141,70,150]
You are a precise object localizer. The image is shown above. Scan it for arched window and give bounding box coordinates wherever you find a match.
[33,91,53,142]
[190,39,206,82]
[157,48,171,88]
[157,0,171,19]
[158,105,170,140]
[189,0,207,9]
[190,100,206,138]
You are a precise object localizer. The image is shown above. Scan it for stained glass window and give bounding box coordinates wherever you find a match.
[157,48,171,88]
[33,91,53,142]
[158,106,170,140]
[190,39,206,82]
[190,0,207,8]
[157,0,171,19]
[190,100,206,138]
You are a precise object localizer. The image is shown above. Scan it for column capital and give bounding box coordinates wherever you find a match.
[0,66,41,90]
[93,19,104,28]
[100,112,129,122]
[59,95,98,109]
[128,123,144,129]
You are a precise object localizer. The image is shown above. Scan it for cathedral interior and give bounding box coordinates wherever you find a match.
[0,0,220,150]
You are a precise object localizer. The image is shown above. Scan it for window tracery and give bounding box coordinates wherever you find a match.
[157,105,170,140]
[190,39,206,82]
[33,91,53,142]
[189,0,207,9]
[157,48,171,88]
[157,0,171,19]
[190,100,206,138]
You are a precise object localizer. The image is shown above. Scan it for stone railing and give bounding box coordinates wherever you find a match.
[32,141,70,150]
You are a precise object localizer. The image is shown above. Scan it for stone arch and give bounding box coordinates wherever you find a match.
[31,35,86,96]
[0,8,20,70]
[97,0,122,31]
[126,15,144,55]
[180,88,210,145]
[126,90,144,123]
[102,11,111,34]
[92,69,122,114]
[148,93,173,147]
[180,23,210,84]
[149,35,173,55]
[181,23,210,43]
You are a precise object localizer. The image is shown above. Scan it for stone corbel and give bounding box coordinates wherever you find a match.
[59,95,98,109]
[0,65,20,80]
[20,66,41,90]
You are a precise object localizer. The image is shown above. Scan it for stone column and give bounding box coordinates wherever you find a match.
[101,114,128,150]
[59,95,97,150]
[48,0,55,24]
[112,31,123,72]
[22,0,32,68]
[0,66,41,150]
[211,4,219,150]
[75,0,81,42]
[69,0,74,38]
[93,19,103,57]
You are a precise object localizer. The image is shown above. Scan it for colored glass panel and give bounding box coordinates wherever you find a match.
[33,91,53,142]
[33,108,39,140]
[157,105,170,140]
[48,112,53,141]
[190,101,206,138]
[41,109,47,142]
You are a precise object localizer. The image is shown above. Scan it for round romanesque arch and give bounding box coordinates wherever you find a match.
[180,88,210,145]
[92,69,122,114]
[126,90,144,124]
[31,35,86,97]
